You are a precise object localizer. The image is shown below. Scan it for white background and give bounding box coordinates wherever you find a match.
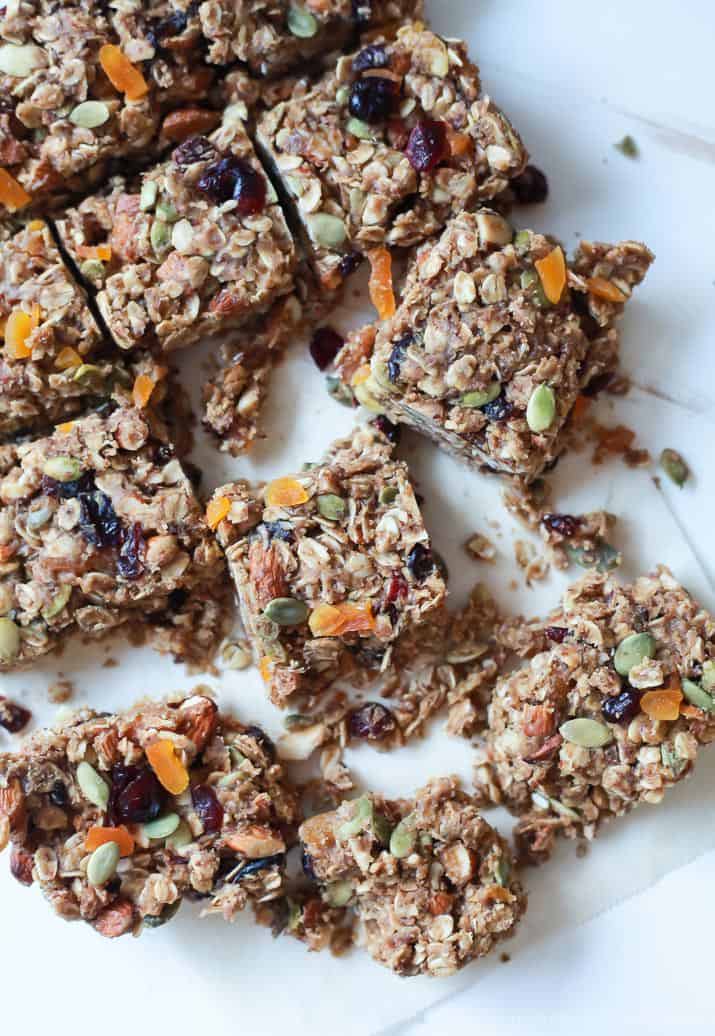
[2,2,715,1034]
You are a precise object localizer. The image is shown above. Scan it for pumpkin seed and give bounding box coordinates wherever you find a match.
[338,795,372,839]
[143,812,181,840]
[87,840,119,886]
[72,363,104,386]
[69,100,110,129]
[42,456,83,482]
[520,267,549,306]
[140,181,158,211]
[143,899,181,928]
[681,677,714,712]
[41,585,72,621]
[660,448,689,488]
[326,375,355,407]
[0,43,45,77]
[166,819,193,850]
[156,200,179,223]
[461,382,501,409]
[514,229,531,253]
[307,212,347,249]
[389,818,416,859]
[0,617,21,662]
[372,811,392,846]
[79,259,105,283]
[325,880,353,907]
[76,761,110,809]
[526,383,556,433]
[379,486,398,505]
[614,632,657,676]
[354,376,385,414]
[660,743,686,776]
[565,540,621,574]
[287,6,319,37]
[264,597,309,626]
[701,661,715,693]
[317,494,346,521]
[345,117,373,140]
[150,219,171,254]
[559,717,613,748]
[494,857,511,886]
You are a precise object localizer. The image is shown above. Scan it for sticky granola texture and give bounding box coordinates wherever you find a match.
[257,23,527,289]
[474,568,715,863]
[211,422,446,705]
[0,406,224,670]
[366,210,653,480]
[298,777,525,976]
[0,694,300,936]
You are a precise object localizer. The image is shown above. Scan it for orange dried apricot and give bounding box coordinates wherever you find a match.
[586,276,626,303]
[85,825,134,858]
[265,476,309,508]
[4,309,33,359]
[0,168,31,212]
[259,656,274,682]
[640,687,683,722]
[77,244,112,262]
[132,373,156,409]
[28,219,44,231]
[206,495,230,530]
[99,44,149,101]
[54,347,83,370]
[351,364,371,387]
[56,421,75,434]
[446,127,472,157]
[535,246,567,304]
[309,601,375,638]
[368,247,396,320]
[145,739,189,795]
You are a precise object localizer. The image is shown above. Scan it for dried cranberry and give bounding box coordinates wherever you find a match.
[110,764,166,825]
[348,76,399,123]
[0,697,31,733]
[191,784,224,834]
[348,702,397,741]
[261,521,295,544]
[117,522,145,581]
[227,853,285,883]
[353,44,389,71]
[41,471,95,500]
[196,156,266,214]
[481,392,514,422]
[245,724,276,762]
[149,9,188,49]
[545,626,569,643]
[510,164,549,205]
[49,780,68,807]
[541,513,582,539]
[388,334,410,382]
[405,120,449,173]
[167,587,189,610]
[602,688,641,725]
[10,846,33,886]
[154,443,175,465]
[80,490,123,548]
[302,849,317,881]
[309,327,344,371]
[407,542,435,581]
[172,135,216,166]
[338,252,362,279]
[385,572,408,604]
[372,414,401,444]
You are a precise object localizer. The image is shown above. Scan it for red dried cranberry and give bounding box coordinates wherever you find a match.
[348,702,397,741]
[481,392,514,422]
[353,44,389,72]
[545,626,568,643]
[117,522,145,581]
[602,688,641,725]
[173,134,216,166]
[310,327,344,371]
[372,414,401,444]
[510,165,549,205]
[542,513,582,539]
[197,156,266,214]
[407,542,435,581]
[405,120,449,173]
[110,764,166,825]
[191,784,224,834]
[348,76,399,123]
[0,697,31,733]
[10,846,33,886]
[385,572,408,604]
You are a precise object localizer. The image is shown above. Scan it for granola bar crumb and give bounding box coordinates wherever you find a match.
[47,679,74,705]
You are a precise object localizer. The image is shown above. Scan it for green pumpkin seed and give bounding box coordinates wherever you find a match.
[660,448,689,488]
[336,85,349,106]
[156,200,179,223]
[660,743,686,776]
[614,632,657,676]
[264,597,309,626]
[681,677,714,712]
[41,585,72,621]
[514,229,531,253]
[325,880,353,907]
[345,117,373,140]
[565,540,621,573]
[701,660,715,693]
[87,840,120,886]
[389,818,416,859]
[166,819,193,850]
[0,43,45,77]
[143,899,181,928]
[287,6,319,37]
[379,486,398,506]
[72,363,105,387]
[338,795,372,839]
[307,212,347,249]
[69,100,110,129]
[150,219,171,254]
[460,382,501,409]
[79,259,105,283]
[140,181,158,212]
[559,717,613,749]
[143,812,181,840]
[494,856,511,887]
[526,384,556,433]
[0,617,21,663]
[42,456,83,482]
[228,745,248,767]
[317,494,346,521]
[520,268,549,306]
[326,375,355,408]
[372,811,392,846]
[76,761,110,809]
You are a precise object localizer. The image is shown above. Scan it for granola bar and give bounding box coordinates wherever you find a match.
[0,405,224,670]
[362,210,653,481]
[473,568,715,863]
[298,777,526,976]
[209,422,446,705]
[56,106,296,353]
[0,693,300,936]
[256,23,527,291]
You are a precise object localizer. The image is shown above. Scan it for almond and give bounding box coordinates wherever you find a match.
[93,898,135,938]
[440,842,476,886]
[177,695,218,752]
[162,107,221,142]
[248,540,288,609]
[223,824,285,858]
[0,778,26,832]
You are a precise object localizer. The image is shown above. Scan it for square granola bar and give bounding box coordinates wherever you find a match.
[56,106,296,353]
[473,568,715,862]
[362,210,653,481]
[256,23,527,290]
[209,422,446,705]
[0,693,300,935]
[0,406,224,670]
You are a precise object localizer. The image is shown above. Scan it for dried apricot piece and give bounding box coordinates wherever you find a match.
[85,825,134,857]
[309,602,375,637]
[368,247,396,320]
[54,347,82,370]
[259,656,274,682]
[132,373,156,409]
[99,44,149,101]
[308,603,344,637]
[4,309,33,359]
[265,476,309,508]
[351,364,371,388]
[535,246,566,304]
[640,687,683,721]
[585,276,626,303]
[145,739,189,795]
[206,495,230,530]
[446,127,472,157]
[56,421,75,434]
[0,168,31,212]
[77,244,112,262]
